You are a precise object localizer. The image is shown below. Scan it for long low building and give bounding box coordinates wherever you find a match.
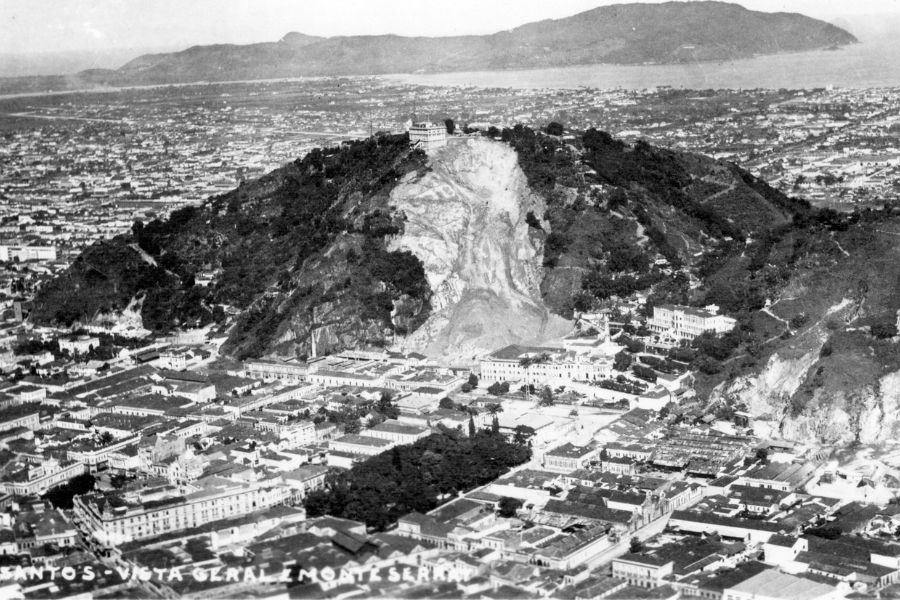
[668,510,785,544]
[329,434,395,456]
[73,476,292,546]
[1,458,86,496]
[364,420,430,445]
[480,344,614,385]
[243,358,308,383]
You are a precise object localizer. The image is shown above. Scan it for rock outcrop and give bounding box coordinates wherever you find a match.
[388,138,571,362]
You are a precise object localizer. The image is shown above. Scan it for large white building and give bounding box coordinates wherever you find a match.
[0,245,56,263]
[365,420,430,445]
[73,477,291,546]
[58,336,99,355]
[243,358,308,383]
[480,343,615,385]
[647,304,736,342]
[408,122,447,152]
[0,458,86,496]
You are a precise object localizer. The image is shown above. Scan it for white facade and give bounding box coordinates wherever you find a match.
[648,304,736,341]
[73,480,291,546]
[58,336,99,355]
[480,344,615,385]
[330,434,395,456]
[364,420,430,445]
[0,245,57,262]
[0,459,86,496]
[409,122,447,152]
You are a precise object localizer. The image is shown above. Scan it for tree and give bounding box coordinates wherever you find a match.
[444,118,456,135]
[43,473,96,509]
[344,420,361,435]
[302,431,530,530]
[513,425,535,446]
[545,122,564,136]
[468,416,476,437]
[872,322,898,339]
[613,351,632,372]
[755,447,770,464]
[467,373,479,388]
[461,383,473,393]
[538,385,555,407]
[377,391,398,419]
[491,414,500,434]
[439,397,456,410]
[629,536,644,553]
[487,382,509,396]
[497,496,523,518]
[806,525,842,540]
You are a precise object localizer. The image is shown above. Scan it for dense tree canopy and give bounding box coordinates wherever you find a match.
[303,430,530,530]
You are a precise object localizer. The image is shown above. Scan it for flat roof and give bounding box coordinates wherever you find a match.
[332,434,392,447]
[367,420,428,436]
[727,570,836,600]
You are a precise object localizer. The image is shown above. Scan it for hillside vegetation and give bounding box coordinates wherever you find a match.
[32,134,432,359]
[497,124,900,445]
[34,120,895,427]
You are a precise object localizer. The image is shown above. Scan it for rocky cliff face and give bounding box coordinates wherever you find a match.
[709,221,900,446]
[387,138,571,362]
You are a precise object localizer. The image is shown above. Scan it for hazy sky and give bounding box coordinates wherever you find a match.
[3,0,900,56]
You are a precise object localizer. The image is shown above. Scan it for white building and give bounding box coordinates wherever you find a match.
[648,304,736,342]
[409,122,447,152]
[58,336,99,355]
[479,343,615,385]
[329,434,395,456]
[243,358,308,383]
[0,459,86,496]
[0,245,57,262]
[364,420,430,445]
[72,477,291,546]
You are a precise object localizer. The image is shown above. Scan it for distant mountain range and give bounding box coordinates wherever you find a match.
[0,2,856,93]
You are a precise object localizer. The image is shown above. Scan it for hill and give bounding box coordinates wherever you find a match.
[33,124,900,447]
[0,2,855,92]
[113,2,855,83]
[32,126,813,361]
[497,126,900,447]
[31,134,433,359]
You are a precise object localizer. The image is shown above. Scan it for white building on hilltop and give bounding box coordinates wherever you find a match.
[408,122,447,152]
[648,304,736,342]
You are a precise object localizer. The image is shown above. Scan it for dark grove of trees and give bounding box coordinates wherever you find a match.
[43,473,95,509]
[303,430,531,531]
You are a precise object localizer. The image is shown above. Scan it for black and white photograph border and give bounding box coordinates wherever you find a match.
[2,1,900,599]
